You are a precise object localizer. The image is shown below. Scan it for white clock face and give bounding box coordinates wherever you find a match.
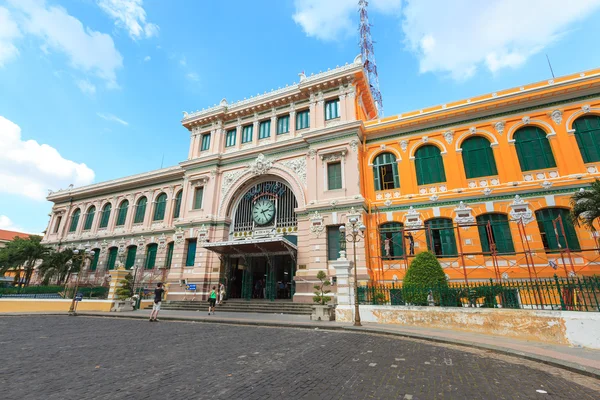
[252,198,275,225]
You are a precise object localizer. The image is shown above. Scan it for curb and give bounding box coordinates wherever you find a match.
[3,312,599,379]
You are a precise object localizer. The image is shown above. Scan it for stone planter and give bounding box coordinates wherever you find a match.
[311,304,335,321]
[111,300,134,312]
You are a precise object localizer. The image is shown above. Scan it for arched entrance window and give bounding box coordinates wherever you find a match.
[99,203,112,228]
[106,247,118,270]
[461,136,498,178]
[134,197,147,224]
[476,213,514,254]
[372,152,400,191]
[69,209,81,232]
[173,190,182,219]
[514,126,556,171]
[425,218,456,257]
[83,206,95,230]
[415,145,446,185]
[153,193,167,221]
[573,115,600,163]
[116,200,128,226]
[379,222,404,259]
[535,208,580,251]
[145,243,158,269]
[125,246,137,269]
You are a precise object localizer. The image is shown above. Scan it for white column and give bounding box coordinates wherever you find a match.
[252,113,259,146]
[289,103,296,137]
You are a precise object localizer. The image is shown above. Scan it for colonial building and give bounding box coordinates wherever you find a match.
[41,57,600,301]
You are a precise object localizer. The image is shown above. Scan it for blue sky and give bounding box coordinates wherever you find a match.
[2,0,600,234]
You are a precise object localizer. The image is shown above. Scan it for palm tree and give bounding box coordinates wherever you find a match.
[571,180,600,241]
[0,235,49,286]
[38,249,75,285]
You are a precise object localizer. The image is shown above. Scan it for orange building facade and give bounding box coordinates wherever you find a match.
[361,68,600,283]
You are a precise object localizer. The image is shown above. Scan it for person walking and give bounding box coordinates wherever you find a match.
[218,282,225,305]
[208,286,217,315]
[149,282,164,322]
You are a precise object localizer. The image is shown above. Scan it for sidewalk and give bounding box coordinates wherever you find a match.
[6,308,599,378]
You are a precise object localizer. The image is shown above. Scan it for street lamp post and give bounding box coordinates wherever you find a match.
[339,217,366,327]
[68,245,95,315]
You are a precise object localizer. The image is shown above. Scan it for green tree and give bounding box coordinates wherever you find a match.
[403,251,448,305]
[0,235,49,286]
[312,270,332,305]
[571,180,600,234]
[38,249,75,285]
[115,273,134,299]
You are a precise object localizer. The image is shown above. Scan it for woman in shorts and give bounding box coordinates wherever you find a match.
[208,286,217,315]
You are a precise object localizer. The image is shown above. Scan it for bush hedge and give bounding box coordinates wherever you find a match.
[403,251,448,305]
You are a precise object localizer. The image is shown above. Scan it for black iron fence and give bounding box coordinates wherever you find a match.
[358,275,600,312]
[0,285,109,299]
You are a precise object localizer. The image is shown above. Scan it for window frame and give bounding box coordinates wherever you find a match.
[573,115,600,163]
[165,242,174,268]
[372,152,400,191]
[415,145,446,186]
[461,136,498,179]
[327,225,342,261]
[193,186,204,210]
[259,120,271,139]
[225,129,237,147]
[99,203,112,229]
[513,126,557,172]
[69,209,80,233]
[173,190,182,219]
[242,125,253,143]
[327,161,343,190]
[145,243,158,269]
[153,193,167,221]
[185,239,197,267]
[476,213,515,254]
[535,208,581,252]
[200,133,211,151]
[380,222,405,259]
[296,110,310,130]
[425,218,457,257]
[116,200,128,226]
[277,115,290,134]
[125,246,137,269]
[134,197,147,224]
[83,206,95,231]
[325,99,340,120]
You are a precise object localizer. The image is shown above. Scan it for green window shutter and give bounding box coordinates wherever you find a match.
[296,110,309,130]
[107,247,118,270]
[125,246,137,269]
[226,129,236,147]
[380,223,404,258]
[391,162,400,188]
[153,193,167,221]
[69,209,80,232]
[425,218,457,257]
[116,201,128,226]
[477,214,515,254]
[327,162,342,190]
[201,134,211,151]
[461,136,498,178]
[242,125,253,143]
[173,191,182,218]
[134,197,147,224]
[573,116,600,163]
[535,208,580,251]
[373,152,400,190]
[373,165,382,191]
[145,244,158,269]
[259,120,271,139]
[165,242,174,268]
[325,99,339,120]
[327,226,341,260]
[277,115,290,134]
[415,145,446,185]
[89,249,100,271]
[186,239,197,266]
[193,187,204,209]
[83,207,95,230]
[514,127,557,171]
[99,204,112,228]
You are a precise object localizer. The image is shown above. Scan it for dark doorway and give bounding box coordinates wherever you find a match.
[226,254,295,301]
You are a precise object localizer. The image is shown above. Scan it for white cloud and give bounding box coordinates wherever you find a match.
[179,56,187,66]
[97,0,158,39]
[0,116,95,201]
[77,79,96,95]
[97,112,129,126]
[0,215,25,233]
[143,55,150,62]
[186,72,199,82]
[7,0,123,87]
[0,7,21,66]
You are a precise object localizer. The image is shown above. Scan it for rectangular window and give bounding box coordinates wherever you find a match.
[225,129,236,147]
[327,226,342,260]
[107,247,118,270]
[277,115,290,134]
[327,162,342,190]
[185,239,197,267]
[201,134,211,151]
[145,244,157,269]
[125,246,137,269]
[325,99,340,120]
[193,187,204,210]
[296,110,310,130]
[242,125,253,143]
[259,120,271,139]
[54,216,62,233]
[165,242,174,269]
[89,250,100,271]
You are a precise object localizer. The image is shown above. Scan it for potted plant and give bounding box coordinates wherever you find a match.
[112,272,135,312]
[311,271,334,321]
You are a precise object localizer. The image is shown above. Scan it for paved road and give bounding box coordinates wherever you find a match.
[1,316,598,400]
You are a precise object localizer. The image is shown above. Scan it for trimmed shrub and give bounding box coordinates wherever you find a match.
[403,251,448,305]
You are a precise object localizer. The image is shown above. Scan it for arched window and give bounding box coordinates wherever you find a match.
[535,208,580,251]
[106,247,118,270]
[173,190,182,219]
[89,248,100,271]
[134,197,147,224]
[415,145,446,185]
[69,209,81,232]
[125,245,137,269]
[461,136,498,178]
[116,200,129,226]
[165,242,174,269]
[83,206,95,230]
[372,152,400,191]
[573,115,600,163]
[514,126,556,171]
[425,218,456,257]
[145,243,158,269]
[99,203,112,228]
[380,222,404,259]
[476,213,514,254]
[153,193,167,221]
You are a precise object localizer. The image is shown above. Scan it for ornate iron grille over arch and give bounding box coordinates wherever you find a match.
[230,180,298,239]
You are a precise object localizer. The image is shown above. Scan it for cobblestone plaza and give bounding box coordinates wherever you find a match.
[1,316,599,399]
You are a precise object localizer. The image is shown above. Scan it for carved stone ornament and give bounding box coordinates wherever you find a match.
[429,194,439,202]
[309,211,325,238]
[321,151,345,163]
[118,238,127,254]
[400,140,408,152]
[330,199,339,207]
[469,127,477,134]
[522,116,531,125]
[482,187,492,196]
[541,180,553,189]
[494,121,505,135]
[582,105,591,113]
[454,201,475,225]
[197,225,209,243]
[384,199,392,207]
[422,136,429,143]
[174,227,185,245]
[307,149,317,159]
[550,110,563,125]
[220,169,245,198]
[349,139,359,152]
[509,195,534,225]
[404,206,423,228]
[137,236,146,249]
[279,157,307,187]
[158,233,167,250]
[380,144,386,150]
[443,131,454,144]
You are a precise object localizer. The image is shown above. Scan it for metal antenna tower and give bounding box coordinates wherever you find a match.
[358,0,383,117]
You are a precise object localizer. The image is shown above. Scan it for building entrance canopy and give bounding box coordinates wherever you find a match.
[202,236,297,257]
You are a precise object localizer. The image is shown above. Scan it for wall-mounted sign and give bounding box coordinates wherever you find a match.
[244,182,286,201]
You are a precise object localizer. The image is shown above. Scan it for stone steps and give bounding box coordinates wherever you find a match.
[148,300,313,315]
